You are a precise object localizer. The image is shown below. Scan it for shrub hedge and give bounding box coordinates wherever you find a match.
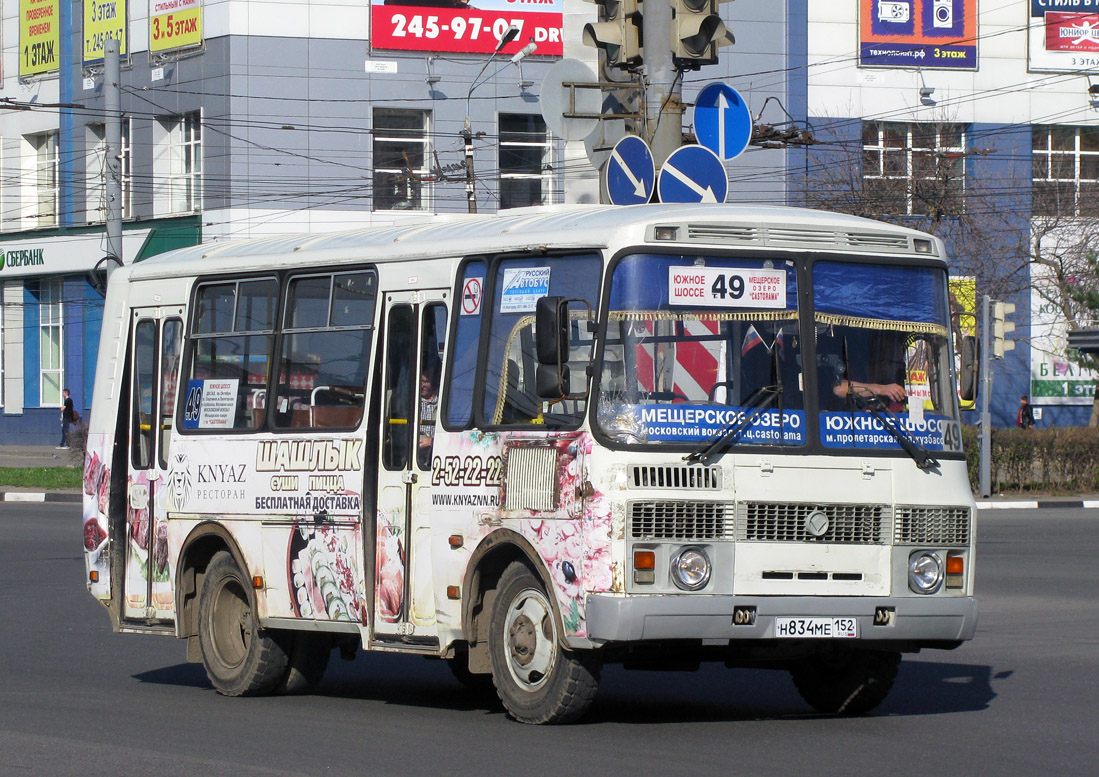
[963,425,1099,493]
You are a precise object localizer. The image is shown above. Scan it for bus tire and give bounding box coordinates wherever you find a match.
[790,647,900,714]
[488,561,600,724]
[198,550,289,697]
[277,633,331,695]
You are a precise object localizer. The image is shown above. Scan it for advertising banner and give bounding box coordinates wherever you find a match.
[819,412,962,452]
[20,0,60,77]
[632,405,806,446]
[859,0,978,70]
[949,276,977,410]
[1028,0,1099,72]
[370,0,563,57]
[1030,267,1097,405]
[83,0,128,64]
[150,0,202,54]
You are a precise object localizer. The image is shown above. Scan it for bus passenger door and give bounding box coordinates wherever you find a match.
[123,309,184,624]
[373,290,448,646]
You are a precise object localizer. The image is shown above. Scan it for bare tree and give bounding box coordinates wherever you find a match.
[796,116,1099,424]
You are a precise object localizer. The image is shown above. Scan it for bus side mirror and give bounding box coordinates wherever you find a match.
[536,295,568,365]
[958,335,978,402]
[536,363,571,399]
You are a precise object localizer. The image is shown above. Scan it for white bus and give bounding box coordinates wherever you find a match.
[83,204,977,724]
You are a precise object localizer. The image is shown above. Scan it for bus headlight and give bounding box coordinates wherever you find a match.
[908,552,944,594]
[671,547,711,591]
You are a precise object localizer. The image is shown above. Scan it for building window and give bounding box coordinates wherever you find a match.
[498,114,552,209]
[40,280,63,406]
[1032,126,1099,217]
[86,120,133,223]
[28,131,59,227]
[373,108,430,211]
[861,122,966,217]
[155,112,202,214]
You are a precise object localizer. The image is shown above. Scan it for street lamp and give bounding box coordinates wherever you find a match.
[463,27,536,213]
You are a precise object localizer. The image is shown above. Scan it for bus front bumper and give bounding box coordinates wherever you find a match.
[584,594,977,645]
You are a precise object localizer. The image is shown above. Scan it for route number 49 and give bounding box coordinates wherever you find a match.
[711,272,745,300]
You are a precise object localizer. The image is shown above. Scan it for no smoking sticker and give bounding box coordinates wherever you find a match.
[461,276,483,316]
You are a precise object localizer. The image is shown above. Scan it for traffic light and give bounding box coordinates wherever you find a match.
[670,0,734,68]
[991,300,1016,359]
[583,0,643,71]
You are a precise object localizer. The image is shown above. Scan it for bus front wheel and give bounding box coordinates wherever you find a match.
[198,550,289,696]
[789,647,900,714]
[488,561,601,724]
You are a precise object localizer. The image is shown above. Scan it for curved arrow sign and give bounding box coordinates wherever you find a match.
[605,135,656,205]
[694,82,753,161]
[658,145,728,204]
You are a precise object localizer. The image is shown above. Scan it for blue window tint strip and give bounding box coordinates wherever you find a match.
[813,261,948,324]
[609,254,798,311]
[445,259,486,428]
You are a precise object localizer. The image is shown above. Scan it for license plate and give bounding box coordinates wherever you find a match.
[774,616,858,638]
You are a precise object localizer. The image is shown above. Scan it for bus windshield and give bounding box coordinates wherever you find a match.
[813,259,961,454]
[597,253,805,446]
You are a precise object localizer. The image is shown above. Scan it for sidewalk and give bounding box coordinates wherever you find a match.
[0,445,83,503]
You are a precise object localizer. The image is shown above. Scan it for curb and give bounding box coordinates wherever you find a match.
[1,492,82,503]
[976,500,1099,510]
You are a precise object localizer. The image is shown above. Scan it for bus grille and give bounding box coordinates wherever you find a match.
[736,502,889,544]
[628,501,734,541]
[629,465,722,490]
[503,446,558,512]
[893,506,971,546]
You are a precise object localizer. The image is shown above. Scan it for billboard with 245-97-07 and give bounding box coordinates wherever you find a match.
[370,0,562,56]
[859,0,977,70]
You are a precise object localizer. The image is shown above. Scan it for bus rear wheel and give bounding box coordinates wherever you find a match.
[277,633,331,694]
[198,550,289,696]
[789,647,900,714]
[488,561,600,724]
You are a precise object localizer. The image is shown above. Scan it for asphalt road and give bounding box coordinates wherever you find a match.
[1,504,1095,777]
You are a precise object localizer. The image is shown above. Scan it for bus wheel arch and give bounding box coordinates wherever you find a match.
[461,530,557,675]
[176,523,250,647]
[462,530,601,723]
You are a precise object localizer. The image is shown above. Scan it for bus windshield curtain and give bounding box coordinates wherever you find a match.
[812,261,948,328]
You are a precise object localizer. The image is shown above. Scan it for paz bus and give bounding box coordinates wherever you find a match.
[83,204,977,724]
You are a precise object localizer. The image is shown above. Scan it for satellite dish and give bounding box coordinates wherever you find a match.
[540,58,600,141]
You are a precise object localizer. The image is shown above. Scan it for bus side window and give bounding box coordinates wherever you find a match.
[383,305,415,470]
[417,303,447,470]
[158,319,183,468]
[443,259,486,430]
[132,320,157,469]
[481,254,602,427]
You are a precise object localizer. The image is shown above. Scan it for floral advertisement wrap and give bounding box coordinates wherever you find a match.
[429,430,616,640]
[83,435,112,599]
[289,523,366,623]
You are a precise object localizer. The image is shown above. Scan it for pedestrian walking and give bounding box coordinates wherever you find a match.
[59,388,75,449]
[1016,394,1035,430]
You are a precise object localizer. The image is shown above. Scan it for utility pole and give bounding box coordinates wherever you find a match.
[104,38,123,266]
[978,293,992,498]
[643,1,682,167]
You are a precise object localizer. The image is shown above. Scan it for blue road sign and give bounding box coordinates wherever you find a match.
[694,83,752,161]
[658,145,728,204]
[605,135,655,205]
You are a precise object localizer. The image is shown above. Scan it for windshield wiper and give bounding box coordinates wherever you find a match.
[684,383,782,465]
[839,336,938,470]
[847,390,939,470]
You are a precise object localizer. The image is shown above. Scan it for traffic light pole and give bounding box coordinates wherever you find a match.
[979,293,992,499]
[643,1,683,167]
